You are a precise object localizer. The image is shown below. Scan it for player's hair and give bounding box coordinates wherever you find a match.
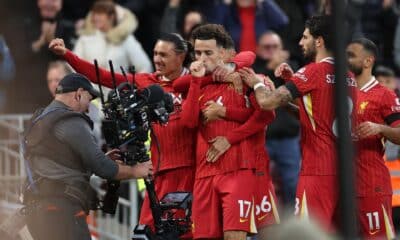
[350,38,378,59]
[158,33,194,67]
[225,35,235,51]
[305,15,333,52]
[48,60,73,75]
[190,24,232,48]
[374,65,395,78]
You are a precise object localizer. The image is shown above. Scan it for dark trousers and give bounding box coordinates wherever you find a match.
[26,197,91,240]
[394,206,400,234]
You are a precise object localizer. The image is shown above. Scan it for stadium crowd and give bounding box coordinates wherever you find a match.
[1,0,400,239]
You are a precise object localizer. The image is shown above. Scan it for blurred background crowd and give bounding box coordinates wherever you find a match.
[1,0,400,114]
[1,0,400,219]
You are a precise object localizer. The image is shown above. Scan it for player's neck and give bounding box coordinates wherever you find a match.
[315,49,332,63]
[164,67,184,81]
[355,70,373,90]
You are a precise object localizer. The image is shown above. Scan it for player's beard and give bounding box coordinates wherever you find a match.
[302,42,317,62]
[348,64,362,76]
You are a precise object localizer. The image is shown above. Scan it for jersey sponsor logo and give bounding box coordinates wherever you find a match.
[396,98,400,106]
[239,218,249,223]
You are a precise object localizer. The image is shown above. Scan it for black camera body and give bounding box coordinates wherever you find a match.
[101,82,173,214]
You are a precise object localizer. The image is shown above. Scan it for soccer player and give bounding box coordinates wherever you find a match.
[347,38,400,239]
[241,15,358,231]
[198,71,281,235]
[181,24,275,240]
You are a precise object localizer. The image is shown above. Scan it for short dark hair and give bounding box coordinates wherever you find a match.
[305,15,333,52]
[190,24,232,48]
[374,65,395,78]
[350,38,378,59]
[158,33,194,67]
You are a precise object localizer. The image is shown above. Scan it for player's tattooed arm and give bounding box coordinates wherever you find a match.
[254,85,293,110]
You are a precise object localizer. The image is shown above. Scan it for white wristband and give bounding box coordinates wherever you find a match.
[253,82,266,90]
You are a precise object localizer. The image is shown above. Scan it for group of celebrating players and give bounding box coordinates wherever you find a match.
[48,14,400,240]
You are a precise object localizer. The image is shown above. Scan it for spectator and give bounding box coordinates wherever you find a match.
[73,0,152,76]
[359,0,398,67]
[375,65,400,96]
[213,0,288,52]
[46,60,72,97]
[118,0,170,58]
[160,0,206,40]
[0,0,74,112]
[32,0,76,52]
[77,1,139,45]
[274,0,316,67]
[252,31,301,209]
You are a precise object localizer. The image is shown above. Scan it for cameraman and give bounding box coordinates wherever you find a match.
[48,34,197,233]
[48,35,255,235]
[24,73,152,240]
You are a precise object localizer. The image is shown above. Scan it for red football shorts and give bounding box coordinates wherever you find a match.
[357,195,396,239]
[192,169,258,239]
[139,166,195,238]
[295,175,339,232]
[254,172,280,229]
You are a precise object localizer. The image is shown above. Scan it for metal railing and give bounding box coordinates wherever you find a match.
[0,114,138,240]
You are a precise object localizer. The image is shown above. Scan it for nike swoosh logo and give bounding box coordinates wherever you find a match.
[239,218,248,223]
[258,214,268,221]
[369,230,380,235]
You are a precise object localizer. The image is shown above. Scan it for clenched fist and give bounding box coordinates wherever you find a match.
[48,38,67,56]
[190,61,206,77]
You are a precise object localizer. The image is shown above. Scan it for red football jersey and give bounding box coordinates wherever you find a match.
[355,77,400,196]
[288,57,357,175]
[196,84,255,178]
[64,50,196,172]
[181,76,274,178]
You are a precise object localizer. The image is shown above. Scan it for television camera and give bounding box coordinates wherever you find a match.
[93,61,193,240]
